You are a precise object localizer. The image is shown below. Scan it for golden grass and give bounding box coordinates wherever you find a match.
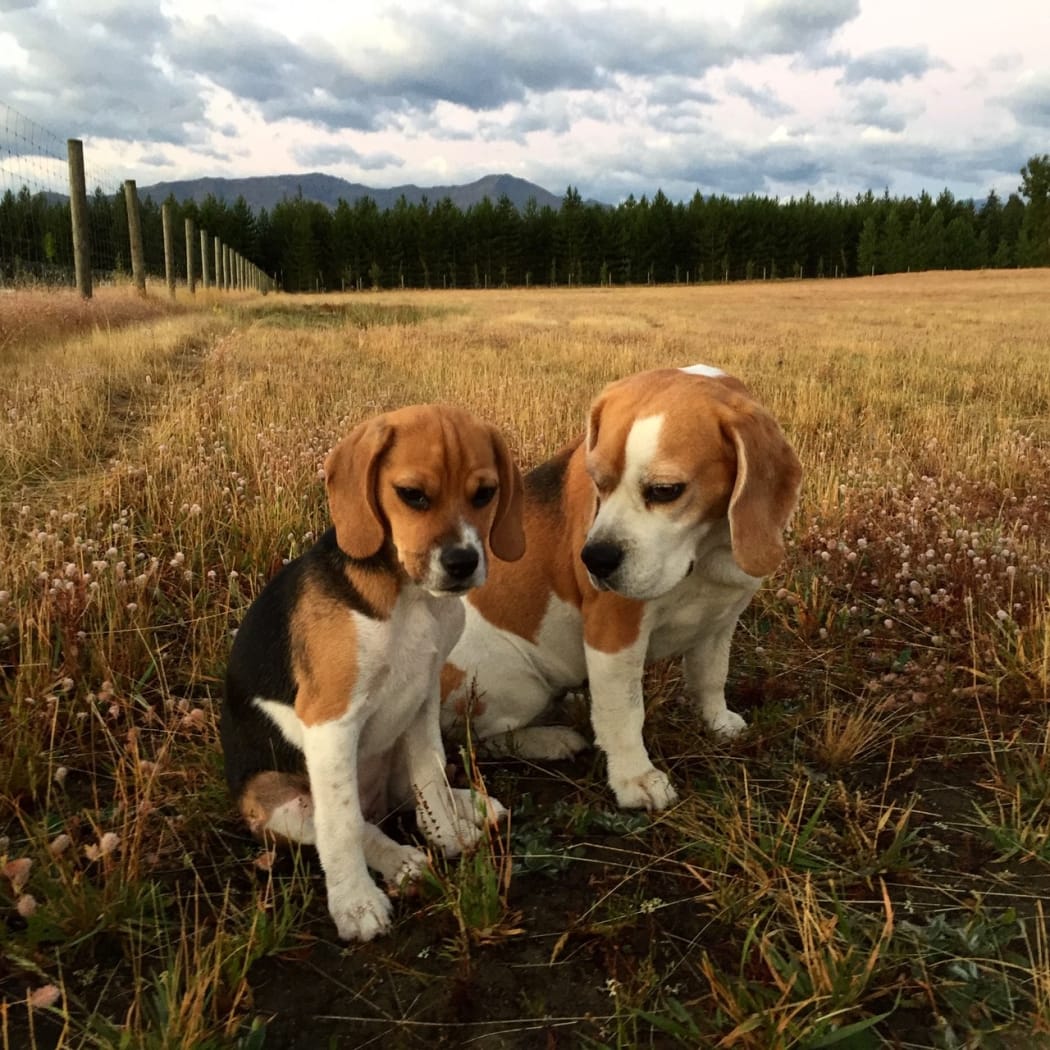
[0,286,190,358]
[2,269,1050,1047]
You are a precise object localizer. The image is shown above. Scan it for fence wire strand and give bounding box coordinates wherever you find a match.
[1,99,175,288]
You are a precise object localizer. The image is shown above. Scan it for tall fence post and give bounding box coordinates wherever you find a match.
[66,139,92,299]
[223,244,230,291]
[200,229,210,289]
[123,179,146,296]
[161,201,176,300]
[214,239,222,291]
[185,217,196,294]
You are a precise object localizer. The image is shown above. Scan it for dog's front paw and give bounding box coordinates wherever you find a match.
[611,767,678,811]
[707,709,748,739]
[327,879,393,942]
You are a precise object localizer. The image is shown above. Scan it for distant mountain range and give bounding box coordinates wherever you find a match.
[136,172,572,213]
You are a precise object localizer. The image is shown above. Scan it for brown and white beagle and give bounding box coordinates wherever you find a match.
[222,405,525,941]
[442,365,802,811]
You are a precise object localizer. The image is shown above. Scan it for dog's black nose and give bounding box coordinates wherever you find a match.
[581,540,623,579]
[440,546,480,580]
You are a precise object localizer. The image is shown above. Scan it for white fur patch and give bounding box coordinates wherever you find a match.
[590,413,663,545]
[266,794,316,844]
[624,413,664,476]
[588,413,702,600]
[680,363,725,377]
[254,697,303,749]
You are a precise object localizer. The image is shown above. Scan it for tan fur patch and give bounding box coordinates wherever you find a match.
[468,440,594,641]
[441,661,487,717]
[345,559,400,620]
[581,589,646,653]
[290,590,359,727]
[440,662,465,701]
[468,501,563,643]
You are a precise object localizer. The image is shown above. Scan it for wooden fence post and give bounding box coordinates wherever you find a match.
[161,202,176,300]
[66,139,92,299]
[222,244,230,291]
[214,239,222,291]
[185,217,196,294]
[200,229,210,289]
[123,179,146,296]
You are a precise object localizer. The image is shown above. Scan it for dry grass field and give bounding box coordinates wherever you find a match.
[1,271,1050,1049]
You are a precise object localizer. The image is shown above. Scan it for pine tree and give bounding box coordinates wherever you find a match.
[857,214,879,275]
[881,206,904,273]
[1019,154,1050,265]
[945,214,980,269]
[922,211,947,270]
[979,189,1003,265]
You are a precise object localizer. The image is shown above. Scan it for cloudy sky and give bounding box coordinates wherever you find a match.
[1,0,1047,204]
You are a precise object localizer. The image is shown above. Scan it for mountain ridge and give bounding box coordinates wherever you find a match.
[135,172,574,213]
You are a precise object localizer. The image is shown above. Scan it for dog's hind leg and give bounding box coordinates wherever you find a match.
[361,824,429,888]
[445,664,588,760]
[478,724,589,760]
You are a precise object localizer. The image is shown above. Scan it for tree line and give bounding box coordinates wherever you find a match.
[2,155,1048,290]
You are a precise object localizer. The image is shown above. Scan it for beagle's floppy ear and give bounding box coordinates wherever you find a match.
[487,425,526,562]
[722,409,802,578]
[586,393,605,453]
[324,417,395,560]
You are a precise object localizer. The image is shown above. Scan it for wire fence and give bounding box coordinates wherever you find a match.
[0,102,128,286]
[0,99,270,294]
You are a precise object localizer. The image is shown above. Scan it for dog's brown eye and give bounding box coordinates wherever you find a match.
[395,486,430,510]
[471,485,496,508]
[644,483,685,505]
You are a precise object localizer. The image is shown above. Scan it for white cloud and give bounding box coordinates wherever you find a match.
[0,0,1046,204]
[1004,70,1050,129]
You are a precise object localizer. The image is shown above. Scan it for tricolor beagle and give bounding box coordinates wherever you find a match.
[222,404,525,941]
[443,366,802,811]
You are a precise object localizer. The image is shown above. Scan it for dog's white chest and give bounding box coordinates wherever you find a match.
[356,591,462,754]
[367,595,439,687]
[647,553,759,662]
